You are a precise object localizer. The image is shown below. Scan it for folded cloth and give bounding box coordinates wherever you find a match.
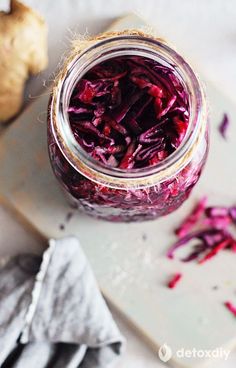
[0,236,125,368]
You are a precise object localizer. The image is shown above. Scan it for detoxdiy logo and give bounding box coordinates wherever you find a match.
[158,343,231,363]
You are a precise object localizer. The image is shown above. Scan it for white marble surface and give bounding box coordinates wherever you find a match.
[1,1,236,367]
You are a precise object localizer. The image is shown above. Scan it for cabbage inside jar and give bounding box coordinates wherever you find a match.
[48,34,208,222]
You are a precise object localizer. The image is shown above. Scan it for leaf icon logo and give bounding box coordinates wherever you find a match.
[158,343,172,363]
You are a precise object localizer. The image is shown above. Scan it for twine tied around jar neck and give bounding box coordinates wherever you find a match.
[52,29,166,102]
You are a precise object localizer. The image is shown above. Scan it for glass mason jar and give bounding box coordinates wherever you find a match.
[48,34,208,222]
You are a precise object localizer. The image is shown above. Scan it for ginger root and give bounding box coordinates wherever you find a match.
[0,0,48,123]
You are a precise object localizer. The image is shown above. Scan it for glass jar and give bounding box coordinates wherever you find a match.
[48,34,208,222]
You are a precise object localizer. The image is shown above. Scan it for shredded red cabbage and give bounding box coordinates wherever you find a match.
[224,301,236,317]
[68,56,189,169]
[219,113,229,139]
[229,206,236,223]
[167,273,182,288]
[168,198,236,264]
[175,196,207,237]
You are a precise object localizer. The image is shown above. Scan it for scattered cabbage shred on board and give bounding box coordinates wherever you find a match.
[167,197,236,316]
[218,113,230,139]
[224,301,236,317]
[167,273,182,289]
[167,197,236,264]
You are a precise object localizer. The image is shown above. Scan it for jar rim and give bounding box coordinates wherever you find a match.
[50,34,207,189]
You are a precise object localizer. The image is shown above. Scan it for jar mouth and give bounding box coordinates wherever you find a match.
[51,34,206,188]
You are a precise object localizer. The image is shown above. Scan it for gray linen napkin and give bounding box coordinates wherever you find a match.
[0,236,125,367]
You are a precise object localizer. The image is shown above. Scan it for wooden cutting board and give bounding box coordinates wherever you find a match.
[0,15,236,368]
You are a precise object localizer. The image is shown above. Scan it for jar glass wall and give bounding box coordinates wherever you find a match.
[48,35,209,222]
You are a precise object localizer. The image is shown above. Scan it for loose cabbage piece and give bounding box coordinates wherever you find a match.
[224,301,236,317]
[68,55,189,169]
[204,206,235,229]
[198,238,232,264]
[167,228,231,262]
[168,199,236,264]
[218,113,229,139]
[167,273,182,289]
[175,196,207,237]
[229,206,236,223]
